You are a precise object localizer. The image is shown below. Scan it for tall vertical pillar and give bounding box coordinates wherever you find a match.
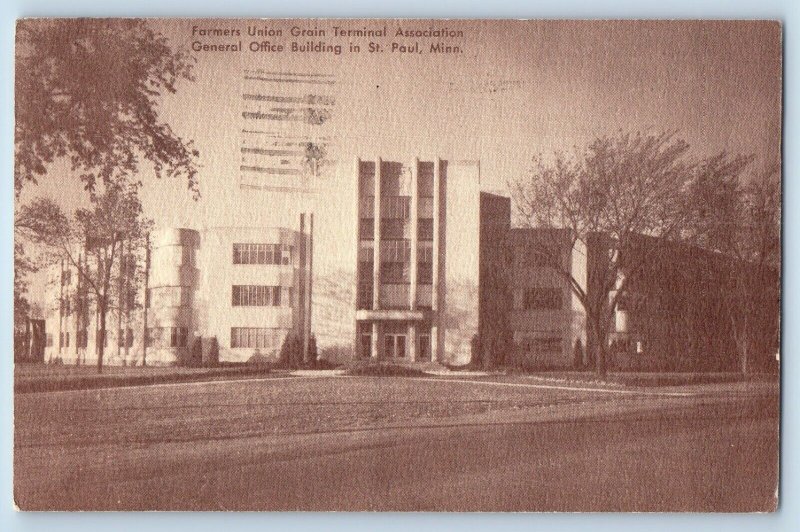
[353,158,361,358]
[372,158,382,360]
[430,159,442,363]
[373,158,382,311]
[409,158,419,311]
[371,322,380,359]
[408,323,417,362]
[408,158,420,362]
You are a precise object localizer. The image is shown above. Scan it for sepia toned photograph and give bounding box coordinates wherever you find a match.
[12,18,781,511]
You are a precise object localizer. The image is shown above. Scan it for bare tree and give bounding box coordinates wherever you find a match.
[17,182,152,373]
[510,131,745,376]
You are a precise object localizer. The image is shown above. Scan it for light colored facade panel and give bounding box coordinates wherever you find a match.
[441,161,481,365]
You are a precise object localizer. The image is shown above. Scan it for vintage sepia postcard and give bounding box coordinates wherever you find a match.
[12,18,781,511]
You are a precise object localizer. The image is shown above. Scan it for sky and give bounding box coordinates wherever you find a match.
[17,19,782,300]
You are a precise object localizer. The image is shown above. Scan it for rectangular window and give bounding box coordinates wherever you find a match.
[233,243,289,265]
[381,219,408,239]
[232,285,287,306]
[46,333,53,347]
[381,196,411,219]
[358,241,374,262]
[358,285,373,310]
[417,219,434,241]
[381,262,410,284]
[418,241,433,263]
[417,262,433,284]
[380,240,411,262]
[359,219,375,240]
[523,288,563,310]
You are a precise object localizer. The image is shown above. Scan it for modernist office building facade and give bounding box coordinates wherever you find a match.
[43,223,313,366]
[41,154,772,371]
[353,158,487,364]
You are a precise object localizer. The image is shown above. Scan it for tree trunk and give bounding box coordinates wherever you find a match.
[97,301,106,374]
[116,254,123,363]
[588,316,609,378]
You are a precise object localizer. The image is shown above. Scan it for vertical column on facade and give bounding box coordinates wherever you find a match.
[371,322,380,360]
[372,158,382,359]
[430,158,442,363]
[408,158,419,361]
[353,158,361,358]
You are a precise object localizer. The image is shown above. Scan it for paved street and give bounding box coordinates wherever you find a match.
[14,375,779,511]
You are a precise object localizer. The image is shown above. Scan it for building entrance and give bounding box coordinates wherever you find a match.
[384,333,407,358]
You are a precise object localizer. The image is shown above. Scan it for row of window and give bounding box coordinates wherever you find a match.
[357,241,433,262]
[358,196,436,219]
[60,293,135,315]
[232,243,294,265]
[230,327,285,349]
[46,329,133,349]
[232,285,293,307]
[358,262,433,285]
[358,219,434,241]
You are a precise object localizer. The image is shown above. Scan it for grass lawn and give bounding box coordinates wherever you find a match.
[14,363,276,394]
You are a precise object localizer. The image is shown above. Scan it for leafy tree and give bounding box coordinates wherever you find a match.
[17,181,152,373]
[510,131,747,377]
[15,19,199,197]
[14,19,201,335]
